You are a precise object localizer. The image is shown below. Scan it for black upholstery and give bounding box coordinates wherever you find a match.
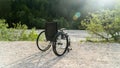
[45,22,58,41]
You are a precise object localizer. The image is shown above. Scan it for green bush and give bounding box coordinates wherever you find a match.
[0,19,9,41]
[13,22,28,29]
[0,19,38,41]
[27,28,38,41]
[81,9,120,42]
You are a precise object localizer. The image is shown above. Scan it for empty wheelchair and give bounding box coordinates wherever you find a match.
[36,22,71,56]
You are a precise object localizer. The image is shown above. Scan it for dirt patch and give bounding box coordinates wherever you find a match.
[0,41,120,68]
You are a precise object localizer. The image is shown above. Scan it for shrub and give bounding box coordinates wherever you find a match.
[27,28,38,41]
[0,19,38,41]
[0,19,9,41]
[81,9,120,42]
[13,22,28,29]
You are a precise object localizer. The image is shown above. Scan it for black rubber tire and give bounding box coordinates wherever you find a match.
[36,31,51,51]
[53,32,69,56]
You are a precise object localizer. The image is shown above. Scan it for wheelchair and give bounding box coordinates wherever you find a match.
[36,22,71,56]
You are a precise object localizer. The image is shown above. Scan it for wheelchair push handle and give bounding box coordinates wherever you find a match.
[60,28,66,31]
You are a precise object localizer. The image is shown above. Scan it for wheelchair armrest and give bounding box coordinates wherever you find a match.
[60,28,66,31]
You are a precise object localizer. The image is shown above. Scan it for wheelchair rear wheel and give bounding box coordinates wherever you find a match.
[36,31,51,51]
[53,33,69,56]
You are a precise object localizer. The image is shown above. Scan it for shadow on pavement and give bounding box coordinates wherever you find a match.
[3,49,65,68]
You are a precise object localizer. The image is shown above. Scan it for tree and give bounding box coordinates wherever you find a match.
[81,8,120,42]
[0,0,11,18]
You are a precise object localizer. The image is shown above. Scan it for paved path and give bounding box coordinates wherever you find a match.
[0,41,120,68]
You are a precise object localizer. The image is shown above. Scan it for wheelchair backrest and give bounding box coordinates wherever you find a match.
[45,22,58,41]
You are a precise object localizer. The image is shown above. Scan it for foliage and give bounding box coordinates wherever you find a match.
[0,0,117,29]
[0,19,8,28]
[81,9,120,42]
[13,22,28,29]
[0,0,94,29]
[0,19,9,40]
[27,28,38,41]
[0,0,11,18]
[29,18,46,29]
[53,17,70,29]
[0,19,38,41]
[19,28,38,41]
